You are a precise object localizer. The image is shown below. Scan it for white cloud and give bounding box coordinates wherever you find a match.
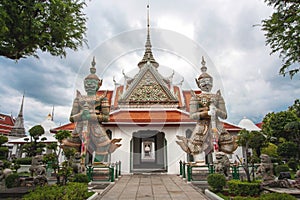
[0,0,299,128]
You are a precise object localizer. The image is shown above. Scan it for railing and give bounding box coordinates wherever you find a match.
[179,160,249,182]
[86,161,121,182]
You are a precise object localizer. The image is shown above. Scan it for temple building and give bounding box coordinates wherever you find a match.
[9,114,59,159]
[0,95,26,137]
[51,6,245,174]
[0,95,26,158]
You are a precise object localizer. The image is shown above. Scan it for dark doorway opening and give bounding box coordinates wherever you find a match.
[131,130,167,173]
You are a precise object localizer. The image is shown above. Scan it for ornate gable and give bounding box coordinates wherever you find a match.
[119,65,178,108]
[118,5,179,108]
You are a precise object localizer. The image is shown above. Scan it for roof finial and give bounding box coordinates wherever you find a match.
[147,3,150,29]
[90,56,96,74]
[145,3,151,55]
[201,56,207,73]
[137,2,159,68]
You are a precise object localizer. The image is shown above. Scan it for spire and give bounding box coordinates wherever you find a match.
[18,94,24,118]
[10,94,26,137]
[137,3,159,68]
[51,105,54,121]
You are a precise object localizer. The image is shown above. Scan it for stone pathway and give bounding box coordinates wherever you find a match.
[95,174,208,200]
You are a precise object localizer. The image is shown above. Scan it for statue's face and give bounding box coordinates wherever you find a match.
[260,154,268,163]
[84,78,99,96]
[199,78,213,92]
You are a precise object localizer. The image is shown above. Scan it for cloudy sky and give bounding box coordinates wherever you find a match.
[0,0,299,132]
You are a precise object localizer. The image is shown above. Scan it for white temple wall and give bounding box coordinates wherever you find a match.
[109,126,132,174]
[108,125,194,174]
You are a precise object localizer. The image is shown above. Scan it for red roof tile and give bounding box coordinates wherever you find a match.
[0,113,14,126]
[222,122,242,132]
[50,123,75,133]
[256,122,263,129]
[0,113,14,135]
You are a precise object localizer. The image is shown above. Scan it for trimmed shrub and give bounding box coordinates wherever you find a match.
[207,173,226,192]
[14,157,32,165]
[5,173,20,188]
[70,173,89,183]
[227,179,261,196]
[23,182,89,200]
[2,160,11,168]
[275,164,290,175]
[260,192,297,200]
[287,159,298,172]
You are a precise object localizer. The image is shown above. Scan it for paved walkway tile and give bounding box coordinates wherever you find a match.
[97,174,208,200]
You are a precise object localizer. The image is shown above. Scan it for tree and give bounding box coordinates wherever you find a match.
[0,135,9,160]
[262,100,300,160]
[288,99,300,118]
[261,0,300,78]
[262,110,298,143]
[237,129,252,182]
[43,130,76,185]
[277,141,297,161]
[248,131,268,158]
[237,129,268,182]
[22,125,46,157]
[261,142,278,160]
[285,99,300,160]
[0,0,87,60]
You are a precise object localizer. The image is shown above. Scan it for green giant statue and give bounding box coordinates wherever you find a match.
[63,57,121,164]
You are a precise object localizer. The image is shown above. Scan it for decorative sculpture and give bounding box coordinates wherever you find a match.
[256,154,291,188]
[214,152,230,177]
[63,57,121,164]
[0,160,12,181]
[256,154,276,182]
[29,155,47,186]
[71,152,83,173]
[176,57,237,161]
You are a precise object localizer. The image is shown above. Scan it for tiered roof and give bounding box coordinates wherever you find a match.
[0,113,15,135]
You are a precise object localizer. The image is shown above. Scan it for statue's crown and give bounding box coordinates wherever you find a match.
[197,56,212,80]
[85,57,103,85]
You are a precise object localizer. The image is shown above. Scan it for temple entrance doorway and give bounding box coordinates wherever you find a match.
[131,130,167,173]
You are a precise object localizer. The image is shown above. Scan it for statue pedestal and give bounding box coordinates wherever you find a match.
[194,152,205,162]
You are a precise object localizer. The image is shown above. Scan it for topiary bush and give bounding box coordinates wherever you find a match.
[70,173,89,183]
[2,159,11,168]
[5,173,20,188]
[207,173,226,192]
[275,164,290,175]
[14,157,32,165]
[227,179,261,196]
[23,182,90,200]
[260,192,297,200]
[287,159,298,172]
